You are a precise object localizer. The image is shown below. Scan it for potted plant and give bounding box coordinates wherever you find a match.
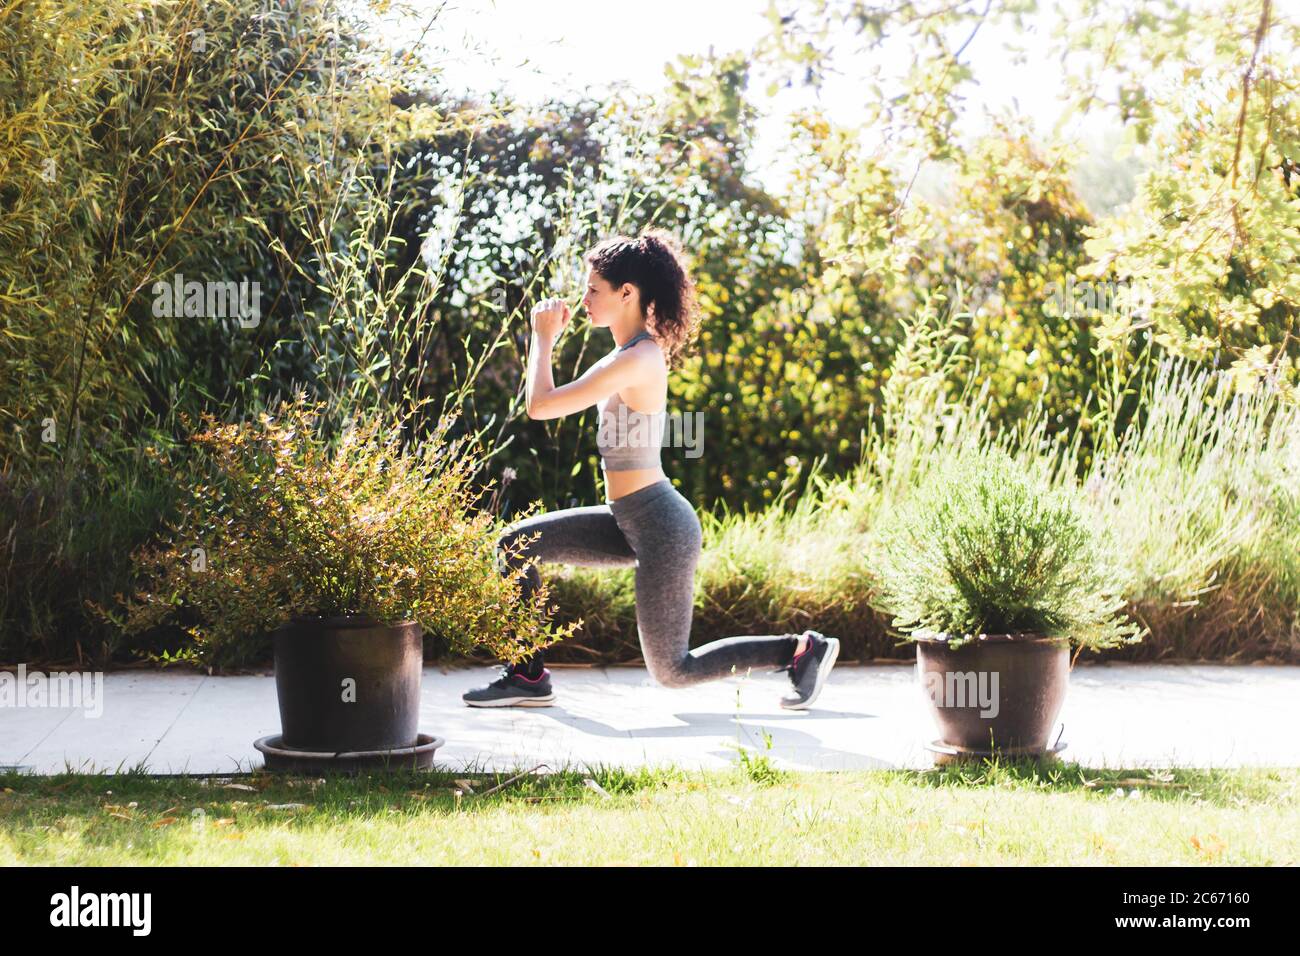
[871,443,1144,761]
[109,397,576,769]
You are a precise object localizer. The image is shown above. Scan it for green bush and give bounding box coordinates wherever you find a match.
[0,445,179,665]
[0,0,408,464]
[101,399,578,670]
[870,444,1144,651]
[0,0,430,659]
[1084,357,1300,661]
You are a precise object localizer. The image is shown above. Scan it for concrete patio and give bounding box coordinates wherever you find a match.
[3,662,1298,775]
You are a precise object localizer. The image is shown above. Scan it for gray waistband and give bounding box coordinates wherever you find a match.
[609,478,676,518]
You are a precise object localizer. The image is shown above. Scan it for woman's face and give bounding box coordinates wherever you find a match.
[582,268,636,328]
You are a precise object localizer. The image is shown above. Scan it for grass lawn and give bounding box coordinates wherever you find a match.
[2,760,1297,865]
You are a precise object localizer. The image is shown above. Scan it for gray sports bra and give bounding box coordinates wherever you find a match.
[597,330,666,472]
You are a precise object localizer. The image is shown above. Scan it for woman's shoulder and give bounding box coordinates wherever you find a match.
[612,336,664,364]
[624,335,665,357]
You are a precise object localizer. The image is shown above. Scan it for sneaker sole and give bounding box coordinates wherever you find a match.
[780,637,839,710]
[463,694,555,708]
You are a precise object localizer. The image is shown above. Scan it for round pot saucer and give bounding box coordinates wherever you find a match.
[254,733,444,773]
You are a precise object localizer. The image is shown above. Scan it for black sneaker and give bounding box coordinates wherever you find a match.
[779,630,839,710]
[462,665,555,708]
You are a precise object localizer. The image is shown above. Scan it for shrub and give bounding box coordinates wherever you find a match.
[101,398,578,669]
[0,445,178,665]
[870,444,1144,651]
[1085,357,1300,660]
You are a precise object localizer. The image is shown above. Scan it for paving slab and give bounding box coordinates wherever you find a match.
[7,670,206,774]
[1,663,1296,775]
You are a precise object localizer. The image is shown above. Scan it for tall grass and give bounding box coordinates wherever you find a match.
[1089,357,1300,660]
[0,431,182,664]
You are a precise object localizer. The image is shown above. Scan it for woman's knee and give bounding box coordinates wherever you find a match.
[645,657,693,689]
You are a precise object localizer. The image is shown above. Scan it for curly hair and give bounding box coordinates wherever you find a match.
[584,228,701,370]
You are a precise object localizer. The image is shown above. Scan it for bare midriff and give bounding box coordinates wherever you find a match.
[604,464,668,504]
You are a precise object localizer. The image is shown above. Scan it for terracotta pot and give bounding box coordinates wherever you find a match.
[914,632,1069,756]
[272,615,423,752]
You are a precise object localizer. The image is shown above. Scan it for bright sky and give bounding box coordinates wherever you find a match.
[374,0,1099,194]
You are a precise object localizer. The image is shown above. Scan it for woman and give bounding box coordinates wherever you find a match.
[463,229,839,709]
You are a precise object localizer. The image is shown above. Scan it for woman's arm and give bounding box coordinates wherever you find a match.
[524,297,654,420]
[527,345,653,420]
[525,329,559,417]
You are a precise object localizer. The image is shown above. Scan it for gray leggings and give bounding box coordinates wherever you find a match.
[497,479,798,687]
